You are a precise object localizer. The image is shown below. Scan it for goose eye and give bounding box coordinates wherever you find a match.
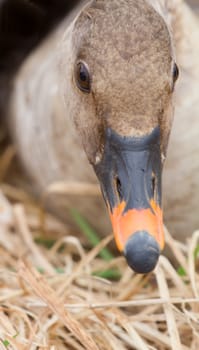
[173,63,179,83]
[75,61,91,93]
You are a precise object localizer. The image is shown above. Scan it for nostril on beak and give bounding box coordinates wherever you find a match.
[115,176,123,201]
[124,231,160,274]
[151,172,156,198]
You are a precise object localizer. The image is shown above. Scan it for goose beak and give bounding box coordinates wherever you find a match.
[94,127,164,274]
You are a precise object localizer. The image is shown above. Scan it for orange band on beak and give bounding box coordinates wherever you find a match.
[109,200,164,252]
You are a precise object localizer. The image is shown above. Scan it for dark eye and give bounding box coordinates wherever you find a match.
[75,61,91,93]
[173,63,179,83]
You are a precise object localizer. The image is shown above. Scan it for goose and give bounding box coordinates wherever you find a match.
[3,0,199,273]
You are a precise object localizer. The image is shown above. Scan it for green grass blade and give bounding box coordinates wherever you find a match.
[93,268,121,280]
[34,237,56,249]
[177,266,187,277]
[70,208,114,261]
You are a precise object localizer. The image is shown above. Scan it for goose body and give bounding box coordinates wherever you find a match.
[162,0,199,240]
[6,0,199,272]
[8,1,110,233]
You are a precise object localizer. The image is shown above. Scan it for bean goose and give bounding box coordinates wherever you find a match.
[2,0,199,273]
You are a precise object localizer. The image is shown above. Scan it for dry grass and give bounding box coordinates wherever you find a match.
[0,143,199,350]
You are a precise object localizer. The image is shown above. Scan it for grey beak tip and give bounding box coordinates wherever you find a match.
[124,230,160,274]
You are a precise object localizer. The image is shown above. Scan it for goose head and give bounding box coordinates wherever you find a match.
[61,0,179,273]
